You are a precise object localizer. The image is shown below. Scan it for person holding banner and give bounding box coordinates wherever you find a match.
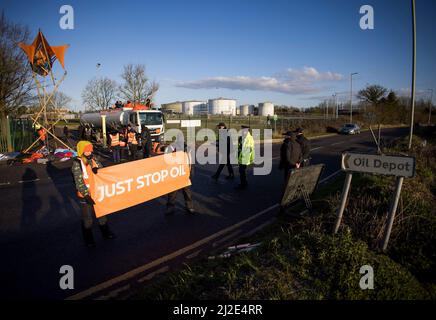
[165,132,195,215]
[71,141,115,247]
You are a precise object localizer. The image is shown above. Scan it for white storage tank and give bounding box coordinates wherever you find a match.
[182,101,206,115]
[258,102,274,116]
[240,104,254,116]
[208,98,237,115]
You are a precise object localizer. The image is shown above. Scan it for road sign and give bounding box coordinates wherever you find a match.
[273,114,278,121]
[341,152,415,178]
[166,120,180,124]
[281,164,324,208]
[181,120,201,128]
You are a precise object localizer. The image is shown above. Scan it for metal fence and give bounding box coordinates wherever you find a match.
[0,116,35,153]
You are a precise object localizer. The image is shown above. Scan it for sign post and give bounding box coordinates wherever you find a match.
[335,152,415,251]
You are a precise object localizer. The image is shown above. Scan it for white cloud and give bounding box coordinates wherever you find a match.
[176,67,344,95]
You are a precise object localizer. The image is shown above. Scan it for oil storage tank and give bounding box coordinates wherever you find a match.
[182,101,206,115]
[161,101,182,113]
[239,104,254,116]
[208,98,237,115]
[258,102,274,116]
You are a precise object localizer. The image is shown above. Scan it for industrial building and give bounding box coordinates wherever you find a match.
[239,104,254,116]
[258,102,275,116]
[208,98,237,115]
[160,101,182,114]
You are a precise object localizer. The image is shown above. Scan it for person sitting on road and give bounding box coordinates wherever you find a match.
[71,140,115,247]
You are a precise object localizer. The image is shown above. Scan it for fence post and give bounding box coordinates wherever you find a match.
[6,115,13,152]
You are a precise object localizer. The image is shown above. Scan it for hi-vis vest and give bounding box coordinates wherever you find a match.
[128,132,138,145]
[77,158,97,198]
[110,133,120,146]
[38,128,46,141]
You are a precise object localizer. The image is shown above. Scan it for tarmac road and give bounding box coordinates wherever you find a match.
[0,127,408,299]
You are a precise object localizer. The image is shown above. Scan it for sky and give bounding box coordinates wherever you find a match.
[2,0,436,110]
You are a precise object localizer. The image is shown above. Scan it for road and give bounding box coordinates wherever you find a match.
[0,127,408,299]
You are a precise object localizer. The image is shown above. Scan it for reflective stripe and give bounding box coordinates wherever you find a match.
[110,133,120,146]
[77,158,95,198]
[128,132,138,144]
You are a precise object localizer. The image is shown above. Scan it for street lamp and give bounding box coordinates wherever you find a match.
[350,72,358,123]
[408,0,416,150]
[428,89,433,125]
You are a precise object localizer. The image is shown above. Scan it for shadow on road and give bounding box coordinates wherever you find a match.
[20,168,41,229]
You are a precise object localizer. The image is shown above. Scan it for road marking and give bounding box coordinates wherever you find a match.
[320,170,342,184]
[186,249,203,259]
[331,141,344,146]
[137,266,170,283]
[18,179,40,183]
[311,146,323,151]
[66,202,280,300]
[212,229,243,247]
[0,182,10,186]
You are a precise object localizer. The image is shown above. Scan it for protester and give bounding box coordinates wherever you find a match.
[71,140,115,247]
[236,125,254,190]
[212,122,234,181]
[165,132,195,215]
[108,130,121,163]
[127,128,140,161]
[36,125,47,148]
[295,127,311,167]
[140,125,152,158]
[63,125,69,142]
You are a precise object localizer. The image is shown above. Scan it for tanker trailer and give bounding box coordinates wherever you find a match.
[80,109,165,142]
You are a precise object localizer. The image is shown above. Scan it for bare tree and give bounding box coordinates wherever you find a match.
[81,77,117,111]
[0,12,34,117]
[119,64,159,104]
[49,91,72,110]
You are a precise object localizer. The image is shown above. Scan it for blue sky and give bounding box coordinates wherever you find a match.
[2,0,436,110]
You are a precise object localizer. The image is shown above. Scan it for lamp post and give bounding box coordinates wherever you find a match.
[428,89,433,125]
[408,0,416,150]
[350,73,358,123]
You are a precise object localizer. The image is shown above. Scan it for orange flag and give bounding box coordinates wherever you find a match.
[88,152,191,217]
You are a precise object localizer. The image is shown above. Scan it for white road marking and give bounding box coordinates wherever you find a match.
[319,170,342,183]
[311,146,323,151]
[18,179,40,183]
[137,266,170,283]
[331,141,344,146]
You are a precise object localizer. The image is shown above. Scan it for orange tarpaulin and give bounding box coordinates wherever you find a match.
[18,30,69,76]
[88,152,191,217]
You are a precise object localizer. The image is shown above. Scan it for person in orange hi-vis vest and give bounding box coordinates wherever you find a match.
[71,141,115,247]
[108,130,121,163]
[127,128,140,161]
[37,126,47,148]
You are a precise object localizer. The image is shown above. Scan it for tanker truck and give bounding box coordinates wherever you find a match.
[80,106,165,142]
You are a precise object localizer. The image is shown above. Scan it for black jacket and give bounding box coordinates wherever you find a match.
[297,135,311,160]
[279,138,302,169]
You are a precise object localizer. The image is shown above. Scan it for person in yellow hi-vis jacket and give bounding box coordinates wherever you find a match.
[236,125,255,190]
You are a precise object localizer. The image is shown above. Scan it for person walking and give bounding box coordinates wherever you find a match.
[212,122,234,181]
[71,140,115,247]
[236,125,254,190]
[108,130,121,163]
[295,127,311,167]
[140,125,152,159]
[165,132,195,215]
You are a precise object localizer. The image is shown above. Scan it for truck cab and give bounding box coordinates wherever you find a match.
[130,110,165,142]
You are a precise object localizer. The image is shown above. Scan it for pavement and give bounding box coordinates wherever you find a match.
[0,127,408,299]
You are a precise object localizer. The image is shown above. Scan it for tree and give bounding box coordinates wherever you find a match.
[81,77,117,111]
[119,64,159,104]
[50,91,72,110]
[357,85,388,106]
[0,12,34,117]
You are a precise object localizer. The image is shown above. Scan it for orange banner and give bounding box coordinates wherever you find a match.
[88,152,191,217]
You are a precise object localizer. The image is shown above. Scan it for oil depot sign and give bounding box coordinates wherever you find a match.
[341,153,415,178]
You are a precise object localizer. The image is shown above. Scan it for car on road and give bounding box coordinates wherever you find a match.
[340,123,361,135]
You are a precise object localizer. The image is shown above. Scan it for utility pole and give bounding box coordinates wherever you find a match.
[428,89,433,125]
[333,93,338,119]
[408,0,416,150]
[350,73,358,123]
